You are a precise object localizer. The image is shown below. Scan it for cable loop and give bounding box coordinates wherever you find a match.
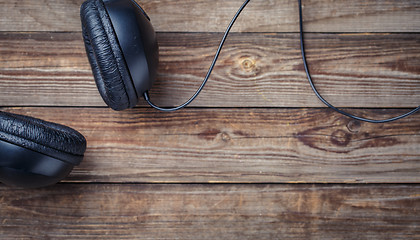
[144,0,251,112]
[145,0,419,123]
[298,0,419,123]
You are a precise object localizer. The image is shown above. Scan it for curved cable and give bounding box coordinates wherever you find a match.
[298,0,419,123]
[144,0,251,112]
[145,0,419,121]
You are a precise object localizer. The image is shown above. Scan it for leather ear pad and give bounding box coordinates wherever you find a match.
[80,0,137,111]
[0,111,87,165]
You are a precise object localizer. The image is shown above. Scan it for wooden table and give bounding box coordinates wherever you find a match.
[1,0,419,239]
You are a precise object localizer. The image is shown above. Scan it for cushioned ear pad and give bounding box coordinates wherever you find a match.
[0,111,87,165]
[80,0,138,111]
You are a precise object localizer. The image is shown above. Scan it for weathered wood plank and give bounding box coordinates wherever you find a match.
[0,184,419,239]
[0,1,418,239]
[2,107,419,183]
[0,32,419,108]
[1,0,419,32]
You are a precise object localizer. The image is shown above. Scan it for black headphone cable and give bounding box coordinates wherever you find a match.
[298,0,419,123]
[143,0,251,111]
[145,0,419,123]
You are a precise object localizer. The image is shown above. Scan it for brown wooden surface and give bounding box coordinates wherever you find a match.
[1,0,420,32]
[0,0,419,239]
[1,184,419,240]
[0,32,419,107]
[2,107,419,184]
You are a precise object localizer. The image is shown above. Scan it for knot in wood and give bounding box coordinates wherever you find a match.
[241,58,256,71]
[347,120,362,133]
[221,132,231,142]
[331,129,351,147]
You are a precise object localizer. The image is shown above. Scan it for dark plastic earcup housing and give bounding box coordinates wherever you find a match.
[0,140,75,188]
[80,0,158,111]
[0,111,87,188]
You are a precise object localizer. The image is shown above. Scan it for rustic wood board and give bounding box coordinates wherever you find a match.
[0,0,419,32]
[2,107,419,184]
[0,184,419,240]
[1,0,419,238]
[1,32,419,107]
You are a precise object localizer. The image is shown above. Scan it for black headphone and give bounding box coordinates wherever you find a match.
[81,0,158,111]
[0,112,86,188]
[80,0,419,118]
[0,0,418,188]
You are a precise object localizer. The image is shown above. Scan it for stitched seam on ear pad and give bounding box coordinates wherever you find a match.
[0,111,86,165]
[80,0,135,110]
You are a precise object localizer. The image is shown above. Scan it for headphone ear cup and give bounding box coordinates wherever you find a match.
[0,111,87,159]
[0,111,87,188]
[80,0,138,111]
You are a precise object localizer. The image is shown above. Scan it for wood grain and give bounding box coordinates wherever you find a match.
[0,32,419,108]
[1,0,420,32]
[0,184,419,240]
[2,107,419,183]
[1,1,419,239]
